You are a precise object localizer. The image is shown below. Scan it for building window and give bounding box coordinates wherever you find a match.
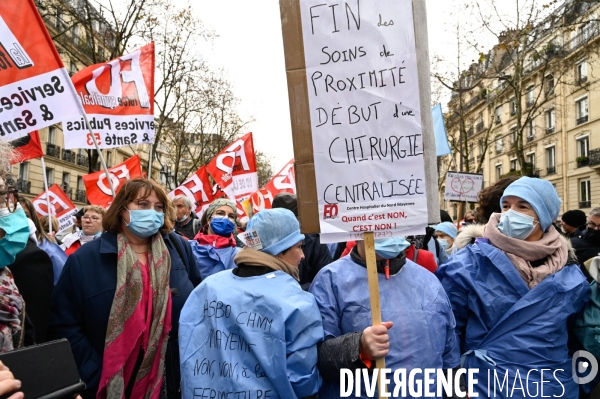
[577,60,588,83]
[526,120,535,141]
[70,62,78,76]
[510,158,518,171]
[545,75,555,96]
[526,86,535,107]
[527,153,536,169]
[510,98,517,116]
[577,135,590,157]
[105,151,112,167]
[77,176,84,191]
[576,96,589,124]
[546,146,556,174]
[496,164,503,180]
[495,106,502,124]
[45,168,54,185]
[545,109,555,134]
[495,135,503,154]
[48,126,56,144]
[580,178,591,208]
[62,172,70,186]
[18,162,29,181]
[510,126,517,143]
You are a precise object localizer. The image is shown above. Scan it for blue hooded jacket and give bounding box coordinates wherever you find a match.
[436,241,590,398]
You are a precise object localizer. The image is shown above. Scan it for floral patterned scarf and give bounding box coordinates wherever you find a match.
[97,233,172,399]
[0,267,23,353]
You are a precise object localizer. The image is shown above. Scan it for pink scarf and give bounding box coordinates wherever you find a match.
[97,233,172,399]
[483,213,568,288]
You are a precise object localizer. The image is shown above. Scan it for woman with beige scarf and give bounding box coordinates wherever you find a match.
[436,177,590,398]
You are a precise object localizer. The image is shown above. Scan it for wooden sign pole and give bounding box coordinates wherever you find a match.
[364,232,387,398]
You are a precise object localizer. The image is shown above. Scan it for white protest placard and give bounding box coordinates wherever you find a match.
[300,0,428,243]
[443,172,484,203]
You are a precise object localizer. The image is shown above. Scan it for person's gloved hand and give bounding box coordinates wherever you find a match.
[0,361,23,399]
[360,321,394,360]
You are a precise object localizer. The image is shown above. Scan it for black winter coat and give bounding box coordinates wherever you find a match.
[9,239,54,343]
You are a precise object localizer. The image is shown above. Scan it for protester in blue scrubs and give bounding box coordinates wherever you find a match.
[189,198,241,279]
[179,208,323,399]
[310,236,460,398]
[436,177,590,398]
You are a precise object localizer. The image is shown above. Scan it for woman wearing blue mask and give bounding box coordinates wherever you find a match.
[189,198,242,280]
[433,222,458,256]
[310,236,460,397]
[436,177,590,398]
[49,179,201,399]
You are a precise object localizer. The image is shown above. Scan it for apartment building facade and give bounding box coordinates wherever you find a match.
[440,2,600,220]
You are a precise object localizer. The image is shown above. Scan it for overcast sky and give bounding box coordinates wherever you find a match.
[190,0,471,172]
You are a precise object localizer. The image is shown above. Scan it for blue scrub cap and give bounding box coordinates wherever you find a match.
[434,222,458,239]
[500,177,561,231]
[247,208,305,256]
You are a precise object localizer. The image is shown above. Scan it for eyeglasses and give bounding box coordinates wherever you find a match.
[82,216,101,222]
[588,222,600,230]
[135,200,165,213]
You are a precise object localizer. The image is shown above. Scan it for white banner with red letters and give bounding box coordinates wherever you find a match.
[32,184,78,232]
[63,43,155,149]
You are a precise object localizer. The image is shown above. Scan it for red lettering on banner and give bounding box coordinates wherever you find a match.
[324,204,339,219]
[169,166,214,217]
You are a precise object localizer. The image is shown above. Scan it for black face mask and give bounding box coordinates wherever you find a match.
[587,228,600,242]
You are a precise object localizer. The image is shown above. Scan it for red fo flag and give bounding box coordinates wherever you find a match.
[0,0,82,140]
[168,166,214,219]
[10,131,43,164]
[206,132,258,200]
[250,159,296,213]
[63,43,155,149]
[32,184,78,232]
[83,155,143,207]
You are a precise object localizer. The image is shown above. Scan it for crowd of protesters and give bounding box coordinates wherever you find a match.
[0,134,599,399]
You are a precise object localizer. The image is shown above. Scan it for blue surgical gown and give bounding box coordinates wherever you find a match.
[310,256,460,398]
[189,240,241,280]
[179,270,323,399]
[38,239,67,285]
[436,241,590,398]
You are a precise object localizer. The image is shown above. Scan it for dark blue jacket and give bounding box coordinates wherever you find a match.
[48,232,201,398]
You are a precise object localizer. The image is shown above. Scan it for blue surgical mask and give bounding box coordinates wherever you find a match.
[438,239,449,251]
[497,210,538,240]
[0,207,30,268]
[126,210,164,238]
[210,216,235,237]
[176,215,188,223]
[374,237,410,259]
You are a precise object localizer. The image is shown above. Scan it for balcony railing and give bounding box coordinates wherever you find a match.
[76,190,87,203]
[476,122,484,133]
[46,143,61,158]
[496,148,503,155]
[547,166,556,175]
[526,99,535,108]
[467,128,474,137]
[577,115,589,125]
[526,169,540,178]
[527,135,535,142]
[495,117,501,125]
[580,201,592,209]
[77,153,88,167]
[62,149,76,164]
[577,157,589,168]
[510,108,516,116]
[589,148,600,166]
[16,179,30,194]
[579,75,588,84]
[546,127,555,135]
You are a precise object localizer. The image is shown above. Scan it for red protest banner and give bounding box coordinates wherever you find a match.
[32,184,78,232]
[168,166,214,219]
[63,43,155,149]
[250,159,296,213]
[83,155,142,207]
[10,131,43,164]
[0,0,82,140]
[206,132,258,200]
